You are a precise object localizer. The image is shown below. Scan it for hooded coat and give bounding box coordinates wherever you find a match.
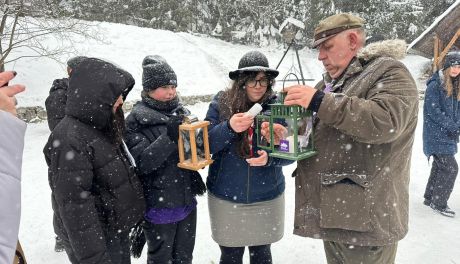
[423,70,460,157]
[43,58,145,263]
[45,77,69,130]
[293,40,419,246]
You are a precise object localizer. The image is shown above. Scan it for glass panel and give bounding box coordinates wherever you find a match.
[296,115,313,152]
[256,116,272,149]
[275,116,313,154]
[275,117,293,153]
[195,128,206,161]
[181,128,207,164]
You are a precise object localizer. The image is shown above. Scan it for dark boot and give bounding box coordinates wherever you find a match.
[430,203,456,218]
[423,199,431,206]
[54,236,65,252]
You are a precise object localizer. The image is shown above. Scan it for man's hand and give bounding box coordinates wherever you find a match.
[283,85,317,109]
[246,150,268,166]
[229,113,253,133]
[0,71,25,117]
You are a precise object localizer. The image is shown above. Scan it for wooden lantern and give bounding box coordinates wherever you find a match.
[256,92,317,161]
[177,119,213,171]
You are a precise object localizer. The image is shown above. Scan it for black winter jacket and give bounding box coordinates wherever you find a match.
[45,77,68,130]
[43,58,145,264]
[125,98,204,209]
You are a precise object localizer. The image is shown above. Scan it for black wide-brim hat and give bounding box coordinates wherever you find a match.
[229,51,279,80]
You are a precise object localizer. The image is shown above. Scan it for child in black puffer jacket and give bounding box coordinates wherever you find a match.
[124,55,206,263]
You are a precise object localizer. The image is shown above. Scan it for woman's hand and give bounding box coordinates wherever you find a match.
[0,71,25,116]
[229,113,254,133]
[260,122,288,145]
[246,150,268,166]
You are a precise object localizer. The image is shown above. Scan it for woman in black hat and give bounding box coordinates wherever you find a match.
[204,51,294,264]
[423,50,460,218]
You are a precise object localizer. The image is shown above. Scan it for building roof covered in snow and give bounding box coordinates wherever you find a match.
[408,0,460,58]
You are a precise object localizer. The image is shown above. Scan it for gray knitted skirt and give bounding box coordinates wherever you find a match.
[207,192,285,247]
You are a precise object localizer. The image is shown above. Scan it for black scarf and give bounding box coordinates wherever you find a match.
[141,91,180,115]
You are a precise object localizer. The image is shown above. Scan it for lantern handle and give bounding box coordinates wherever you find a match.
[282,72,300,91]
[183,114,199,124]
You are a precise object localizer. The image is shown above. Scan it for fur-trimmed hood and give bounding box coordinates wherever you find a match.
[358,39,407,61]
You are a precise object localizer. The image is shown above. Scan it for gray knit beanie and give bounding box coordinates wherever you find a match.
[444,51,460,69]
[142,55,177,92]
[67,56,88,70]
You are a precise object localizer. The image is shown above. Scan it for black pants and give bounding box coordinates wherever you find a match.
[219,244,272,264]
[143,209,197,264]
[60,228,131,264]
[424,154,458,208]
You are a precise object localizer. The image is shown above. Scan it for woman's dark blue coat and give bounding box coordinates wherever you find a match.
[423,70,460,157]
[205,92,294,204]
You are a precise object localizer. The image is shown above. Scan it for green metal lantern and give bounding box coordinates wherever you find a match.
[256,92,317,161]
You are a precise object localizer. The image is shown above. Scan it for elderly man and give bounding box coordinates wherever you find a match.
[284,13,419,263]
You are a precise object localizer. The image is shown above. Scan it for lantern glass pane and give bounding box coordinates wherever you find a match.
[296,115,313,152]
[275,115,313,154]
[256,116,272,149]
[276,117,295,153]
[181,128,206,163]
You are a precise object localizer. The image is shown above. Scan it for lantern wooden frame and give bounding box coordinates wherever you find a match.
[177,120,213,171]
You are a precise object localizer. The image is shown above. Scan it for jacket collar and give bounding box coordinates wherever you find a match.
[323,58,364,92]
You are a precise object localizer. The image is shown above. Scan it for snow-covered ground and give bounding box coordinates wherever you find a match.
[9,21,460,263]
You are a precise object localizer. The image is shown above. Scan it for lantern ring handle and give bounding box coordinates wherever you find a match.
[282,72,300,91]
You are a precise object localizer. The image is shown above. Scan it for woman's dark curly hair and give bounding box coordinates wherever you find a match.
[218,71,276,158]
[106,106,126,146]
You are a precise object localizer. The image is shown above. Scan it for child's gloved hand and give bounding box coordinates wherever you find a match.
[166,115,183,143]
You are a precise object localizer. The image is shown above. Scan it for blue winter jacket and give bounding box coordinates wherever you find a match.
[423,70,460,157]
[205,92,294,204]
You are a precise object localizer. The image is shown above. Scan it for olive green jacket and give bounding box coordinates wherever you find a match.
[293,40,419,246]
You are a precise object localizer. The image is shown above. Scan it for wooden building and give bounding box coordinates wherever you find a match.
[408,1,460,72]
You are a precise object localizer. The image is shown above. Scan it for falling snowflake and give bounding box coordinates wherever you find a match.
[66,151,75,160]
[52,140,61,147]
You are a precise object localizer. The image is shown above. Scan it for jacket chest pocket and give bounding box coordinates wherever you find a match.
[319,173,373,232]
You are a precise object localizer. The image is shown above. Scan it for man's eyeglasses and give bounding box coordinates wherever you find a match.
[245,78,271,88]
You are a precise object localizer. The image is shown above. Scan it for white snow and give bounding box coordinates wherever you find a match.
[9,20,459,264]
[279,17,305,32]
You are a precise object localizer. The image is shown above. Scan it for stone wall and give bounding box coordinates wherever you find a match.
[17,91,426,123]
[17,94,215,123]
